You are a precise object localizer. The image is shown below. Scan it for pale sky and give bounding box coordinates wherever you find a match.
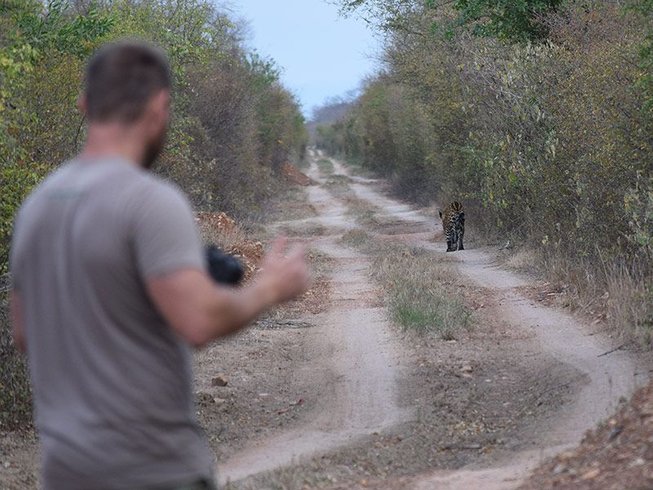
[228,0,380,118]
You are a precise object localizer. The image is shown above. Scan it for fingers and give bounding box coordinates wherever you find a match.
[287,243,306,260]
[255,237,311,304]
[269,236,288,257]
[268,236,306,262]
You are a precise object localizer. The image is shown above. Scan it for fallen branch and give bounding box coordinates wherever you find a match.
[598,344,625,358]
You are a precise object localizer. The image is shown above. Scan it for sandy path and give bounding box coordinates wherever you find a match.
[217,154,409,485]
[218,151,645,488]
[327,158,644,489]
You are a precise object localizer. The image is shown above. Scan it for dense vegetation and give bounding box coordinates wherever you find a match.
[0,0,308,275]
[0,0,307,429]
[317,0,653,342]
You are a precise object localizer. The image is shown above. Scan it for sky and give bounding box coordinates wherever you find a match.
[227,0,381,118]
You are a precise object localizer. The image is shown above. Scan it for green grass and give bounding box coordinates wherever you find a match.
[341,230,473,339]
[334,177,471,339]
[337,155,376,179]
[340,229,373,250]
[372,250,472,339]
[322,174,352,197]
[295,155,310,170]
[389,281,471,339]
[316,158,334,176]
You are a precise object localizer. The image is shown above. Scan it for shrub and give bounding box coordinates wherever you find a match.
[0,0,308,429]
[0,290,32,430]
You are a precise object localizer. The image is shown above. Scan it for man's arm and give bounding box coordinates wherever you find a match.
[147,238,309,348]
[10,290,27,353]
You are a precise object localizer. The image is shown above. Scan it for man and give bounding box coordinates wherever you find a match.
[9,41,310,489]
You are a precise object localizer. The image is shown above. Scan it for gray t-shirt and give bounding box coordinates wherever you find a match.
[10,157,215,489]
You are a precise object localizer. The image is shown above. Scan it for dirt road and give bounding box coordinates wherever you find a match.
[2,151,645,490]
[217,157,410,485]
[219,150,648,488]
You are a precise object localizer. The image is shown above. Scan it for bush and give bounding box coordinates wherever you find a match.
[0,0,308,429]
[0,290,32,430]
[0,0,308,272]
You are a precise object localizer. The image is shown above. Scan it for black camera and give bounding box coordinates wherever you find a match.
[205,245,244,286]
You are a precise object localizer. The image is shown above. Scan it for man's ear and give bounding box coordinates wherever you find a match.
[77,94,87,115]
[151,90,171,122]
[143,90,170,133]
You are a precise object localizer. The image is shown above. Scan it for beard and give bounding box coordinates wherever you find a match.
[142,128,166,170]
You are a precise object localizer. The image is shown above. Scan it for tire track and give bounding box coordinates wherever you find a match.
[217,152,409,485]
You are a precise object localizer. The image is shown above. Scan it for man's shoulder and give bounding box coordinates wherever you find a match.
[118,171,196,233]
[126,170,189,209]
[20,158,190,222]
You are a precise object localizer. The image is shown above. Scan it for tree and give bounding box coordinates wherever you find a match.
[338,0,563,42]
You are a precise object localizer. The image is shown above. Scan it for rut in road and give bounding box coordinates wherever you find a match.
[330,156,646,489]
[217,155,409,485]
[218,151,646,488]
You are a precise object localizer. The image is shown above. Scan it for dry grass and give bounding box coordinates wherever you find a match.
[603,264,653,346]
[318,170,382,231]
[344,197,378,226]
[500,248,538,274]
[199,219,250,251]
[196,212,264,282]
[269,248,334,319]
[340,229,373,249]
[276,223,327,237]
[0,291,32,430]
[323,175,387,230]
[323,175,390,230]
[266,186,318,223]
[333,155,376,180]
[507,245,653,346]
[225,460,340,489]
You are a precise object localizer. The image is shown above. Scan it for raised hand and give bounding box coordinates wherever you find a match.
[257,236,311,305]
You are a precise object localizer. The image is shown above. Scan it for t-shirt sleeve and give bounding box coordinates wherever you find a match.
[130,181,205,279]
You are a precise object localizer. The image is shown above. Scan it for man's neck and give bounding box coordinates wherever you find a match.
[80,123,145,167]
